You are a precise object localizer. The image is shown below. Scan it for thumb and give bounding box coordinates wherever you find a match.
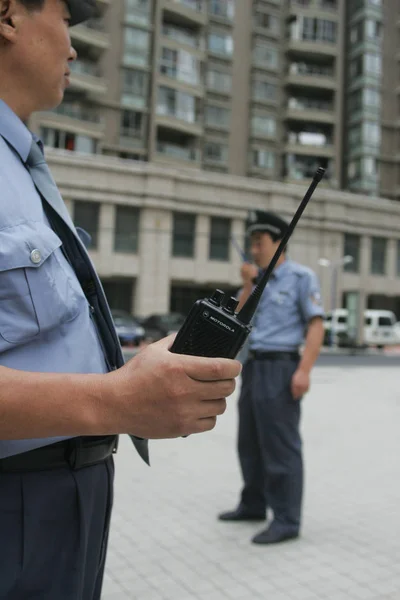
[152,333,178,350]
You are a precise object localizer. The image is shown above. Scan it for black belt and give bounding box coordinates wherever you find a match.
[248,350,299,361]
[0,435,118,473]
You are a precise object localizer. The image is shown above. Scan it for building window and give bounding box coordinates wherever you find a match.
[347,159,361,180]
[204,141,228,163]
[208,32,233,56]
[363,157,378,177]
[370,237,386,275]
[172,213,196,258]
[364,52,381,75]
[209,0,235,20]
[205,105,231,128]
[254,12,279,34]
[343,234,360,273]
[123,27,150,67]
[114,206,140,253]
[40,127,96,153]
[207,68,232,93]
[209,217,231,261]
[162,23,199,48]
[251,115,276,138]
[253,43,278,70]
[301,17,337,43]
[160,47,199,85]
[157,86,196,123]
[253,80,278,103]
[363,88,381,108]
[124,0,151,26]
[120,110,144,138]
[121,69,148,108]
[73,201,100,249]
[252,149,275,170]
[396,241,400,277]
[365,19,382,40]
[362,121,381,146]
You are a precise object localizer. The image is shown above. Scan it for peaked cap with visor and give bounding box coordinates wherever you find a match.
[66,0,98,26]
[246,210,289,240]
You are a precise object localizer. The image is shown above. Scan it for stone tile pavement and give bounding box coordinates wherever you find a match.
[102,364,400,600]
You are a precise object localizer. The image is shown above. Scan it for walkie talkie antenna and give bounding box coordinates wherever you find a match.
[237,167,325,326]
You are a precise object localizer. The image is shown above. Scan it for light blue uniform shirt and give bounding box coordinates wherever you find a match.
[249,259,325,352]
[0,100,108,458]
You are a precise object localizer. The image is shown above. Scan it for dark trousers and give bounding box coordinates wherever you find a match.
[0,457,114,600]
[238,358,303,530]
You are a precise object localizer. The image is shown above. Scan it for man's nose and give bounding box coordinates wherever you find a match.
[69,46,78,62]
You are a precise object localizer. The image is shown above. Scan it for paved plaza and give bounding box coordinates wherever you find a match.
[102,359,400,600]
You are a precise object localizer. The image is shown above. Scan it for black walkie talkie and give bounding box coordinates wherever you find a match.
[171,168,325,359]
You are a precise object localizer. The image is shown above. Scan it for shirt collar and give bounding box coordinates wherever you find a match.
[272,259,291,280]
[0,99,33,163]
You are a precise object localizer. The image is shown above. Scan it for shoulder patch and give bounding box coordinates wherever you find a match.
[310,291,322,305]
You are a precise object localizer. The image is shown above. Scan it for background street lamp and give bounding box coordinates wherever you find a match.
[318,255,354,346]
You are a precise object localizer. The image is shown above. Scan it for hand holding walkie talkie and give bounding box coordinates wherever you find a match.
[170,168,325,360]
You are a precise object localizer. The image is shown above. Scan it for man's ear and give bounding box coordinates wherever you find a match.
[0,0,19,43]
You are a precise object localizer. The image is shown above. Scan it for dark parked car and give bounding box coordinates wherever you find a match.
[111,310,145,347]
[141,313,186,342]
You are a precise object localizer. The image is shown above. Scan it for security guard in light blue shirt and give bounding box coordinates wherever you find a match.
[219,209,325,545]
[0,1,140,598]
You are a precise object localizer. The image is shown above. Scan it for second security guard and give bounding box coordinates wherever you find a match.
[219,210,325,544]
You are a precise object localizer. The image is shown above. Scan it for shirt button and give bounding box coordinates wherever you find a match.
[30,249,42,264]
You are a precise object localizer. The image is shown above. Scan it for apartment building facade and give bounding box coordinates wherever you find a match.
[27,0,398,198]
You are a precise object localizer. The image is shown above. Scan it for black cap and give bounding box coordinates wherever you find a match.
[67,0,98,26]
[246,210,289,239]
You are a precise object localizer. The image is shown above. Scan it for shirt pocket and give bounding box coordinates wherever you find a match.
[0,221,81,346]
[270,288,297,311]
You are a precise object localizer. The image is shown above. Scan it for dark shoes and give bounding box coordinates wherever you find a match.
[218,508,266,522]
[251,522,299,545]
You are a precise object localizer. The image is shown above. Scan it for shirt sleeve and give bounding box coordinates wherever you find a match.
[298,270,325,323]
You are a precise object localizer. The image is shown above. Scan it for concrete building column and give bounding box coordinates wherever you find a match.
[99,203,115,258]
[387,239,396,279]
[135,207,172,316]
[194,215,209,280]
[356,235,371,345]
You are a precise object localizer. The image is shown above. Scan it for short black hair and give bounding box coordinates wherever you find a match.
[18,0,45,9]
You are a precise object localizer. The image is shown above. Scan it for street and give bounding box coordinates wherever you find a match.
[102,356,400,600]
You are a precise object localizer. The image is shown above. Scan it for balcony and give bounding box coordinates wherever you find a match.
[287,37,337,59]
[283,156,334,184]
[286,62,335,90]
[285,98,335,124]
[156,141,200,165]
[38,104,105,139]
[158,62,204,96]
[118,134,146,151]
[69,60,107,96]
[156,88,203,135]
[162,24,205,53]
[70,20,110,54]
[285,131,334,157]
[208,0,235,24]
[288,0,338,16]
[163,0,207,27]
[156,109,203,136]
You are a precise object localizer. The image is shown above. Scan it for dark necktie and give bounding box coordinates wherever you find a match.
[26,139,76,230]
